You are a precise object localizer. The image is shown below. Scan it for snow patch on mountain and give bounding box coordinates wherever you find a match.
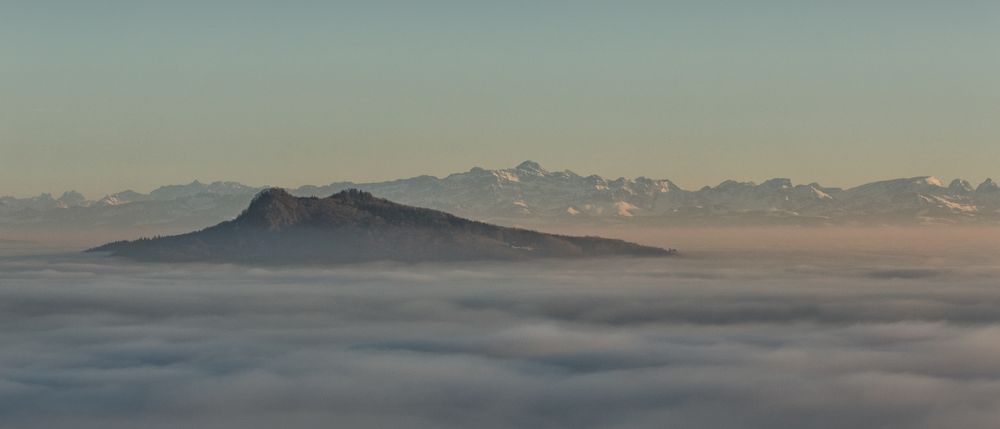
[4,162,1000,231]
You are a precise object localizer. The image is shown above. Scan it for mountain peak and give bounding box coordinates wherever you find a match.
[92,191,673,264]
[238,188,303,230]
[515,160,548,175]
[761,178,793,189]
[949,179,974,193]
[57,191,87,204]
[977,178,999,193]
[716,180,755,190]
[329,188,376,202]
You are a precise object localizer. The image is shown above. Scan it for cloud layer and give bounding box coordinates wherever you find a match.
[2,243,1000,428]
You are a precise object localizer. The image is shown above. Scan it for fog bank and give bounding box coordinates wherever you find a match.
[2,231,1000,428]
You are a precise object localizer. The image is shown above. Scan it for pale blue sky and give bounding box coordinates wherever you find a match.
[2,1,998,197]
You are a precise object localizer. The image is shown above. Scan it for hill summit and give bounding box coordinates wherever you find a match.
[89,189,673,264]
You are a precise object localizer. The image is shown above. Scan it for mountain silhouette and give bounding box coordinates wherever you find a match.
[88,189,673,264]
[8,162,1000,235]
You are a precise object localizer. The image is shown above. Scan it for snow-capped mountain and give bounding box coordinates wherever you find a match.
[299,161,682,220]
[0,191,92,211]
[296,162,1000,226]
[2,162,999,238]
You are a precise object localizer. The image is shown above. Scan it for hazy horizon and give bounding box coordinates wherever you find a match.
[3,158,999,200]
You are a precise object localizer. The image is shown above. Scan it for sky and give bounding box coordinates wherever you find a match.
[2,1,999,197]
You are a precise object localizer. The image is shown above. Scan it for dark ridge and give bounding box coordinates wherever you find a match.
[88,188,675,265]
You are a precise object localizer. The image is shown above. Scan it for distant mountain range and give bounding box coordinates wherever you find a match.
[4,161,1000,237]
[90,189,671,264]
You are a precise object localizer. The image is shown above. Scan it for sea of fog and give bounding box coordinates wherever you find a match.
[2,227,1000,428]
